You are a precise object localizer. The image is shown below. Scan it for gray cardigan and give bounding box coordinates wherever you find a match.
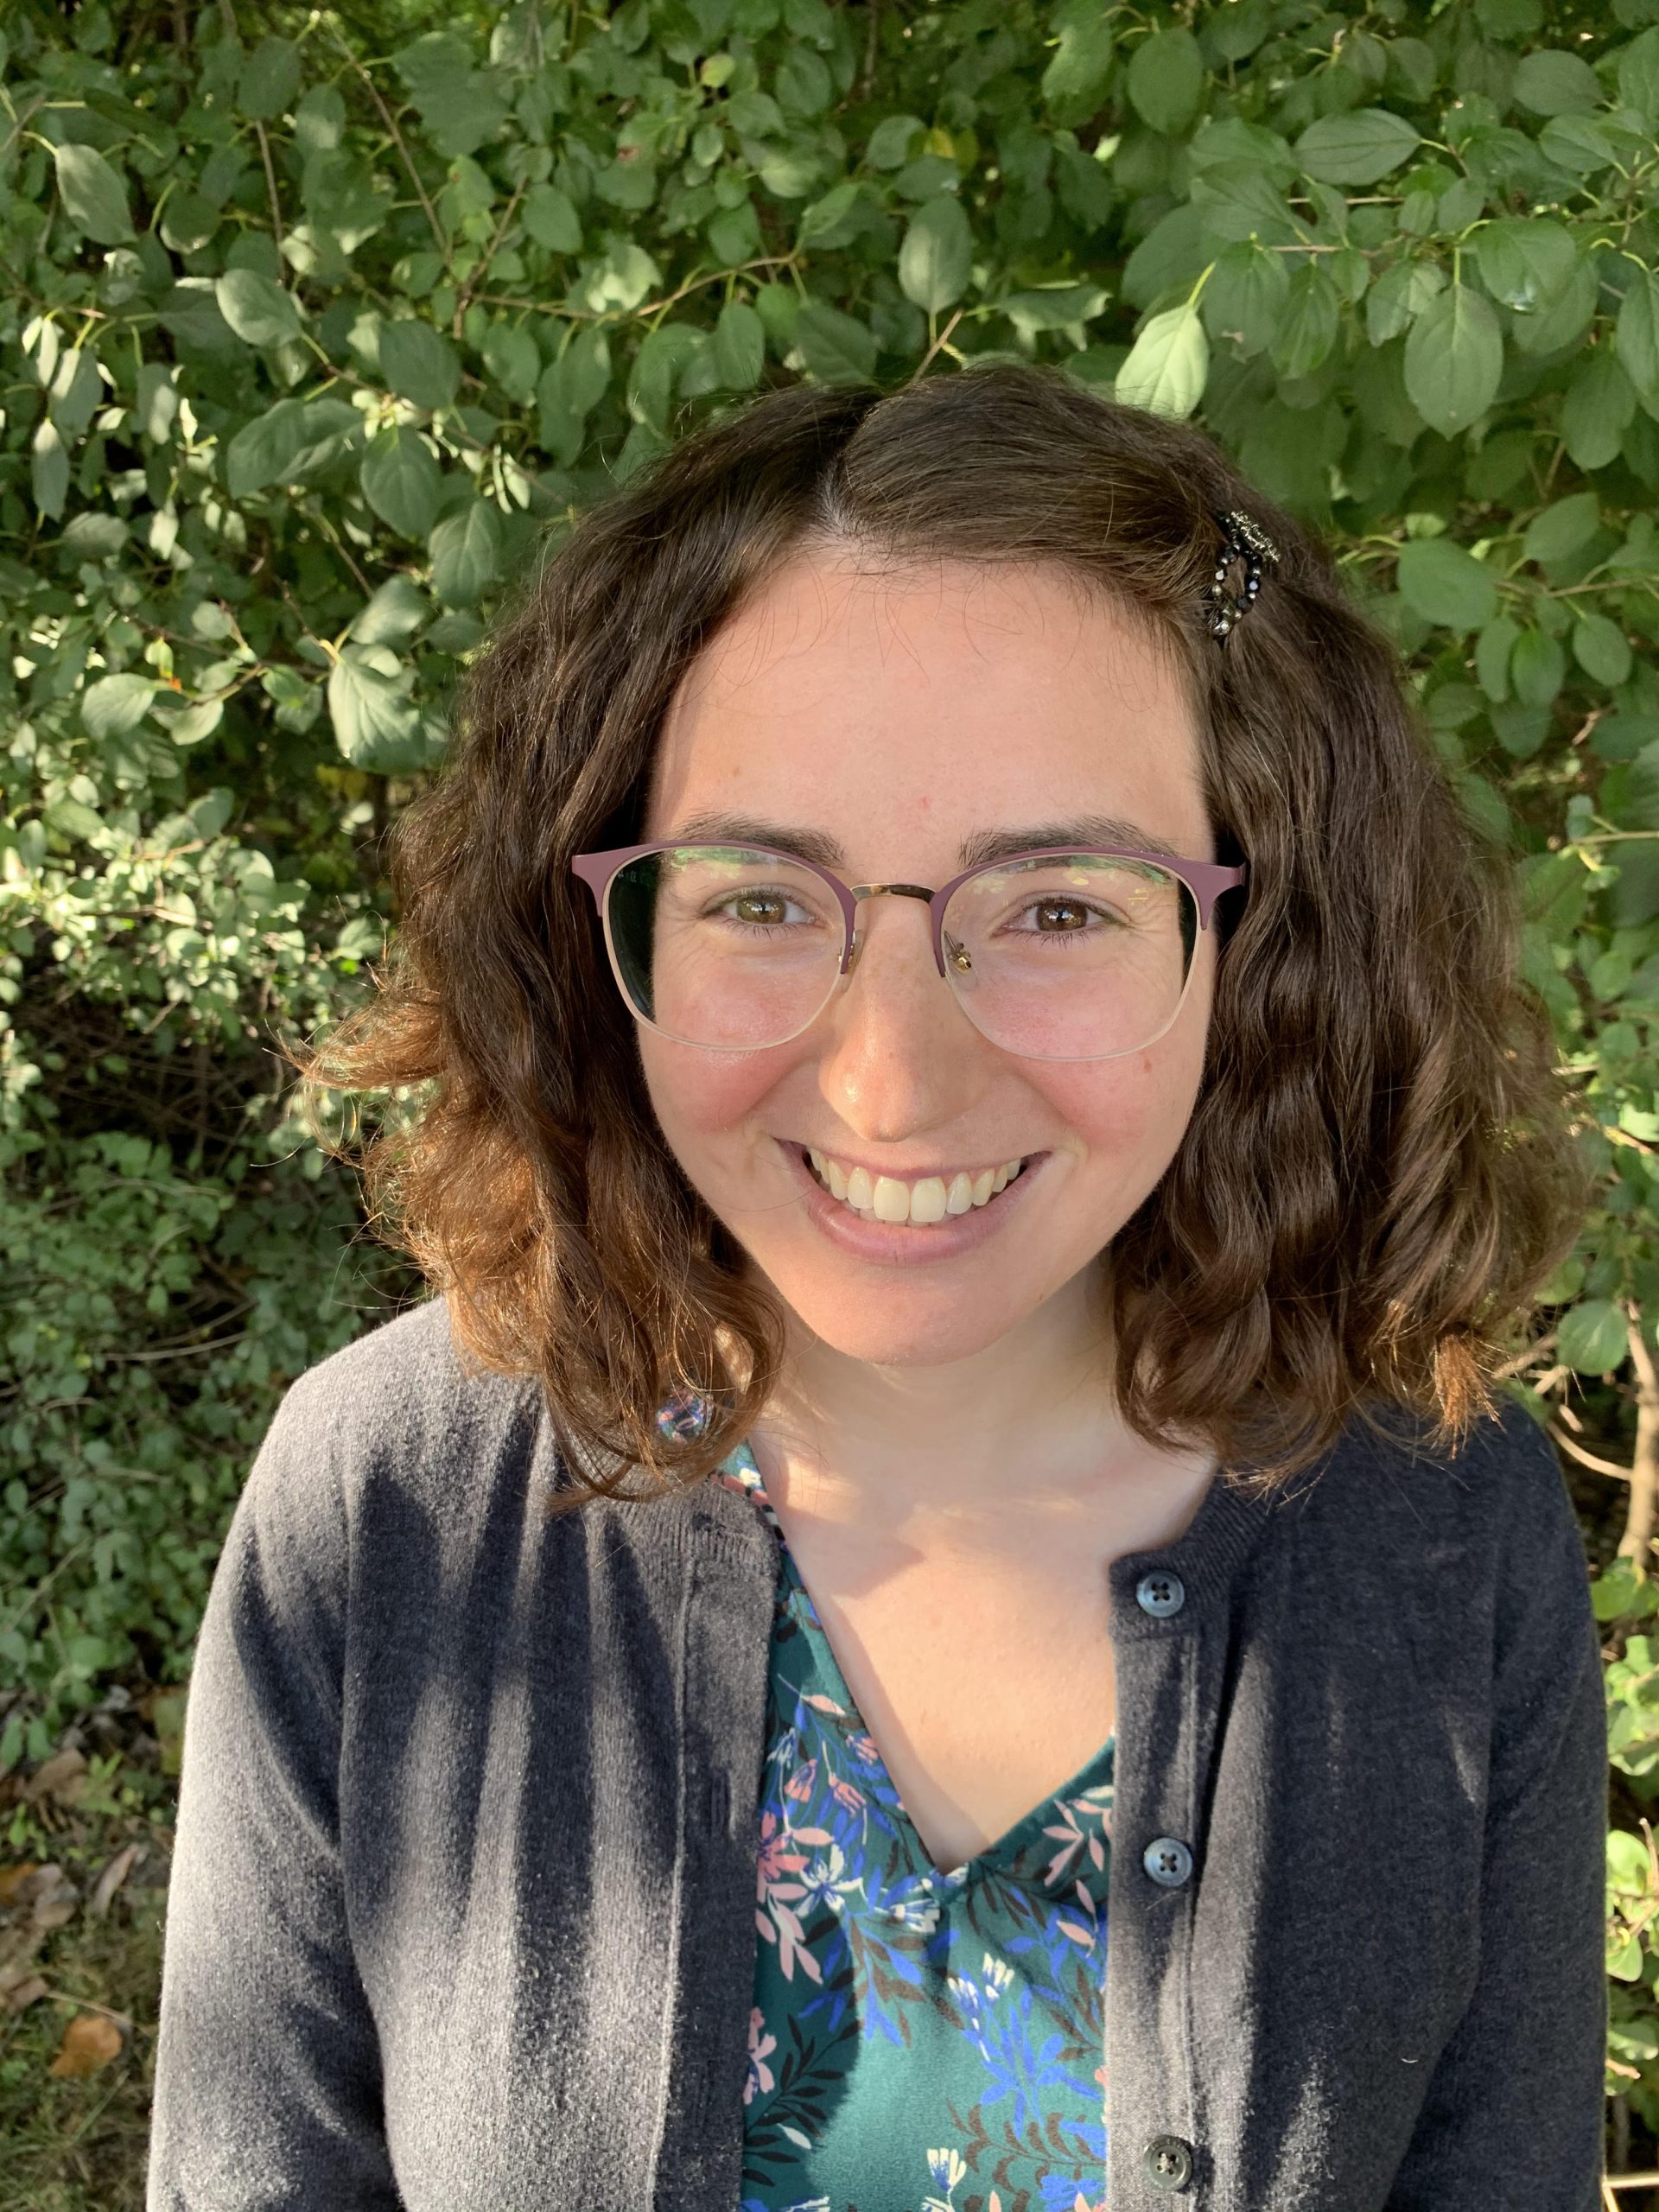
[148,1296,1608,2211]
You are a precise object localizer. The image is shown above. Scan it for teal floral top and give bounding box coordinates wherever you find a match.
[660,1400,1117,2212]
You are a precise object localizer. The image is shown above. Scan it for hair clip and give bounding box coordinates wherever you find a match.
[1204,507,1281,639]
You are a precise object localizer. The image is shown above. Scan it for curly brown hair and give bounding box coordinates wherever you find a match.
[299,365,1587,1510]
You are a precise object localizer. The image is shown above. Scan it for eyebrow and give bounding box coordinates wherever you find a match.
[662,810,1188,872]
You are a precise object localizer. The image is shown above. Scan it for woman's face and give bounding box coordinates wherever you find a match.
[638,549,1217,1369]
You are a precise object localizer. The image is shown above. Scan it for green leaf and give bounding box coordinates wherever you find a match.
[327,645,423,770]
[352,575,428,645]
[1510,626,1566,709]
[480,322,540,405]
[1573,613,1633,687]
[1558,1298,1629,1374]
[81,673,156,739]
[379,321,461,410]
[1041,2,1116,130]
[1395,537,1499,632]
[1363,260,1444,347]
[53,143,133,244]
[1002,282,1109,337]
[1475,613,1521,701]
[1511,48,1603,115]
[1126,29,1204,137]
[1522,492,1600,566]
[1269,263,1339,379]
[238,36,302,120]
[225,397,308,498]
[793,302,877,384]
[1202,239,1288,358]
[1402,284,1503,437]
[1617,269,1659,406]
[798,181,865,249]
[898,196,973,315]
[359,427,442,540]
[541,326,612,421]
[1560,350,1635,471]
[713,300,765,390]
[522,182,582,254]
[213,270,302,348]
[1473,219,1577,314]
[31,420,67,519]
[1617,27,1659,121]
[1294,106,1420,184]
[1115,302,1208,418]
[428,501,503,605]
[867,115,924,169]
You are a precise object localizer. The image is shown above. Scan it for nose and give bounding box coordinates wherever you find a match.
[814,891,990,1134]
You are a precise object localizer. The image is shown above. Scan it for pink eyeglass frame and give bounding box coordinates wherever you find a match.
[570,841,1249,1054]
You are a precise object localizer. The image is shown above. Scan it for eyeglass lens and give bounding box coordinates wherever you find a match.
[605,844,1198,1060]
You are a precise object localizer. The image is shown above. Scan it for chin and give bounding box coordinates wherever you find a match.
[749,1262,1050,1369]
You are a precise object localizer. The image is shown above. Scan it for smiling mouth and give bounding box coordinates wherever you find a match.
[800,1145,1032,1228]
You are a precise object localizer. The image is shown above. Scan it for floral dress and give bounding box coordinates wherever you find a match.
[661,1402,1116,2212]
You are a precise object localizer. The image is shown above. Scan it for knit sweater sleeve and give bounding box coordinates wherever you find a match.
[147,1367,402,2211]
[1385,1415,1608,2210]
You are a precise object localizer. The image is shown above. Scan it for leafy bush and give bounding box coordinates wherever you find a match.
[3,0,1659,2153]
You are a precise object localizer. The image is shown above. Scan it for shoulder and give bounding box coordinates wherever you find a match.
[1276,1392,1590,1649]
[229,1297,547,1583]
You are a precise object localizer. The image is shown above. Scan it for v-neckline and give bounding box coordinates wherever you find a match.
[717,1436,1116,1903]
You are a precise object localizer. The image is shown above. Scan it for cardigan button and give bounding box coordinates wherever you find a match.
[1135,1568,1185,1618]
[1142,2133,1195,2190]
[1142,1835,1193,1887]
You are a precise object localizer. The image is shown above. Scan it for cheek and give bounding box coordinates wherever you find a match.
[638,1035,797,1158]
[1038,1032,1206,1181]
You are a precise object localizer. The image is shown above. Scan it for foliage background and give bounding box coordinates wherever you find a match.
[3,0,1659,2183]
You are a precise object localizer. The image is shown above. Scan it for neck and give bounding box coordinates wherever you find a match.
[746,1268,1209,1542]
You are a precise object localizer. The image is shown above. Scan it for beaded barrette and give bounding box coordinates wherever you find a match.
[1204,507,1281,639]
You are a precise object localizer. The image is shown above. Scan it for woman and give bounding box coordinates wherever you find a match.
[149,367,1607,2212]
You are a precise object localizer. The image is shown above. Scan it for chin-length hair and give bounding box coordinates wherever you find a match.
[298,363,1587,1509]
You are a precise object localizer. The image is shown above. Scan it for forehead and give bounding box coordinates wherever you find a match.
[646,548,1207,842]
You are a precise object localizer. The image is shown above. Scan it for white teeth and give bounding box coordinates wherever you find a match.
[908,1176,949,1224]
[805,1148,1027,1226]
[872,1175,909,1224]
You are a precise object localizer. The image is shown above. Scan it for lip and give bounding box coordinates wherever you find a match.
[779,1141,1047,1265]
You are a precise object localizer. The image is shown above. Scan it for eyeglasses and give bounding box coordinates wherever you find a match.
[569,841,1248,1064]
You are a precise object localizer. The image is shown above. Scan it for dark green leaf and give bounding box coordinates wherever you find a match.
[1511,48,1603,115]
[1294,106,1420,184]
[1402,283,1503,436]
[1269,263,1339,379]
[713,300,765,390]
[31,421,68,518]
[1202,239,1289,357]
[225,397,308,498]
[1041,1,1116,130]
[1126,29,1205,137]
[1473,219,1577,313]
[379,321,462,411]
[54,143,133,244]
[359,427,442,539]
[1522,492,1600,566]
[1617,269,1659,406]
[238,36,302,120]
[1395,537,1499,632]
[214,270,302,348]
[429,501,503,605]
[522,183,582,254]
[1510,626,1566,708]
[794,302,877,384]
[1573,613,1633,687]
